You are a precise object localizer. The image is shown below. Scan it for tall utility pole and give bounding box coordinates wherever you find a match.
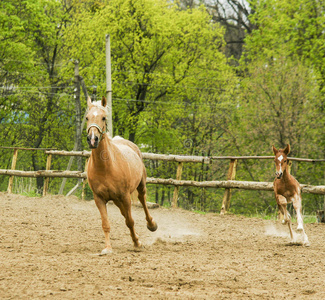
[74,60,82,173]
[105,34,113,137]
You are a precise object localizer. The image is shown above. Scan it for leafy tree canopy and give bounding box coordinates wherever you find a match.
[245,0,325,89]
[65,0,238,146]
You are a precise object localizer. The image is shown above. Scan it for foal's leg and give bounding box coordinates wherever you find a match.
[137,178,158,232]
[292,195,310,246]
[292,195,304,231]
[276,195,294,242]
[94,196,112,255]
[114,196,141,248]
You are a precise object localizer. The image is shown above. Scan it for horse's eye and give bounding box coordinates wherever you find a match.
[284,160,287,163]
[102,117,106,121]
[86,117,88,121]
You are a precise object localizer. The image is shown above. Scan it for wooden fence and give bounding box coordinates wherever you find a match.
[0,147,325,214]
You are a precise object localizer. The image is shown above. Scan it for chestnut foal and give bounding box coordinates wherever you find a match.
[86,96,157,255]
[273,144,309,246]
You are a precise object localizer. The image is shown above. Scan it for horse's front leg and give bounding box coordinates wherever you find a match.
[114,195,141,248]
[276,195,294,242]
[292,195,310,246]
[94,196,113,255]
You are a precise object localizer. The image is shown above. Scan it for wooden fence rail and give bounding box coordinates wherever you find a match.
[1,148,325,214]
[44,150,325,163]
[0,169,86,178]
[145,178,325,194]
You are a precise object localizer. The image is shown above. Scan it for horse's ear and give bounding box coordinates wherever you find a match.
[101,96,107,107]
[272,145,278,155]
[87,96,92,107]
[284,144,290,155]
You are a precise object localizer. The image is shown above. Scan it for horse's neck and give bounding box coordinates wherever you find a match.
[282,166,292,183]
[90,134,114,168]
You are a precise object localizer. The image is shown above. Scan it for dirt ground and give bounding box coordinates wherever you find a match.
[1,192,325,299]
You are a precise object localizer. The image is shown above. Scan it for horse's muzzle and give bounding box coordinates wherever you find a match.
[275,172,283,179]
[87,135,99,149]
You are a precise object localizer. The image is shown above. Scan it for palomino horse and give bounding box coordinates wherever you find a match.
[272,144,309,246]
[86,96,157,254]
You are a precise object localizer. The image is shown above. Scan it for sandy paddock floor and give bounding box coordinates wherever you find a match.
[1,192,325,299]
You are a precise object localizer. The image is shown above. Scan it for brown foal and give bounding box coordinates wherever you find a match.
[86,96,157,255]
[272,144,309,246]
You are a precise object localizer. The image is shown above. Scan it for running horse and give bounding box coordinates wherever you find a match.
[272,144,309,246]
[86,96,158,255]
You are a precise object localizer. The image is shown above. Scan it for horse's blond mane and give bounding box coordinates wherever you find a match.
[91,100,109,115]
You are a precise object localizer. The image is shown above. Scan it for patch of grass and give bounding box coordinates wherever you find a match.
[246,212,277,221]
[21,191,41,197]
[246,212,317,224]
[193,210,206,215]
[161,202,171,208]
[303,215,317,224]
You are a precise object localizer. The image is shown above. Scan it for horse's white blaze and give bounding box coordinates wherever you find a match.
[90,131,96,146]
[279,163,282,173]
[93,111,98,117]
[278,155,283,162]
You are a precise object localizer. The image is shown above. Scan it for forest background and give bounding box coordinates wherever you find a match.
[0,0,324,216]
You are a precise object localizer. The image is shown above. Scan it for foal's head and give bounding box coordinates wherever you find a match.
[272,144,290,179]
[86,96,109,148]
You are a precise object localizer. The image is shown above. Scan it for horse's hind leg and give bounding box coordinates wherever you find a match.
[292,195,304,231]
[292,195,310,246]
[137,179,158,232]
[114,196,141,248]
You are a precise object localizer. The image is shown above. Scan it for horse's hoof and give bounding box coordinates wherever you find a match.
[297,226,303,232]
[147,221,158,232]
[100,248,113,256]
[135,241,142,248]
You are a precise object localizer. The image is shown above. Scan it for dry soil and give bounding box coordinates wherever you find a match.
[1,192,325,299]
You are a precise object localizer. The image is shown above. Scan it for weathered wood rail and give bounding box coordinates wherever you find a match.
[145,178,325,194]
[1,148,325,214]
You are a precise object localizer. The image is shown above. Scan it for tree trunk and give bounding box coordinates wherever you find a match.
[160,188,165,206]
[32,153,43,193]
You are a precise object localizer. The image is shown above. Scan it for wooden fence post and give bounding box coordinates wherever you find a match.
[42,154,52,196]
[7,148,18,194]
[82,158,89,200]
[220,159,238,215]
[172,162,183,208]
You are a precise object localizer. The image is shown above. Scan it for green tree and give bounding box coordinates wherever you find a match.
[246,0,325,90]
[0,0,77,192]
[65,0,237,143]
